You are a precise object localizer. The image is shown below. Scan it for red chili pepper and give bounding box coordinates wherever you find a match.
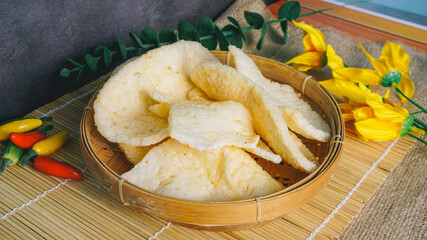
[9,125,53,149]
[33,156,83,180]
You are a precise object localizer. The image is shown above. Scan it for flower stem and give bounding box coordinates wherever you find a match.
[414,121,427,131]
[414,117,427,130]
[411,111,424,115]
[395,87,427,114]
[408,133,427,145]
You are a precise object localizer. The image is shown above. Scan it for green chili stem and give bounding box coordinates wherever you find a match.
[0,158,12,174]
[408,133,427,145]
[395,87,427,114]
[40,125,54,134]
[39,116,52,122]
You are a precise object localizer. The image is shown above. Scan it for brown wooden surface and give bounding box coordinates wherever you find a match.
[268,0,427,52]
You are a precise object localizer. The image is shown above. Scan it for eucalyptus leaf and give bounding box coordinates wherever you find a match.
[222,25,243,48]
[196,17,217,50]
[196,17,215,36]
[227,16,246,41]
[140,28,159,48]
[244,11,264,29]
[85,54,100,71]
[59,68,71,77]
[68,59,84,68]
[129,32,144,48]
[281,21,288,44]
[117,40,128,60]
[215,26,229,51]
[103,48,113,67]
[94,45,110,56]
[158,29,177,44]
[178,21,199,41]
[256,24,267,50]
[278,1,300,21]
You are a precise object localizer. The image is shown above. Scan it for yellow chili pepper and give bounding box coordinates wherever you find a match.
[21,130,69,166]
[0,119,43,141]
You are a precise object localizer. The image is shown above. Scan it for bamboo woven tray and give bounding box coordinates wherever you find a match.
[79,51,344,231]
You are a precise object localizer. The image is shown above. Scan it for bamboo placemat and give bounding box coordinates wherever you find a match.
[0,70,415,239]
[1,0,425,238]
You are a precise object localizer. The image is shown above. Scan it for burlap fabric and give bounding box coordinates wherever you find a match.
[215,0,427,239]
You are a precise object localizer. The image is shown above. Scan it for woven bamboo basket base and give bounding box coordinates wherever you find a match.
[0,75,414,239]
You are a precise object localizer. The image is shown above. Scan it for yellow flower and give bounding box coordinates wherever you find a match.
[328,42,414,103]
[353,84,423,141]
[286,21,326,71]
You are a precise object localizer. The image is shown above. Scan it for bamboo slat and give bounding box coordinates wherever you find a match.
[0,56,415,239]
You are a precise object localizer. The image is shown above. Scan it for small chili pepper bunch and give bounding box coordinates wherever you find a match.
[0,117,83,180]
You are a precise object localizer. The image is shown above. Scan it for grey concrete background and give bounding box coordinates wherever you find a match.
[0,0,238,121]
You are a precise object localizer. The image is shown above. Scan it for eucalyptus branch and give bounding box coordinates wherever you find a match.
[60,0,365,83]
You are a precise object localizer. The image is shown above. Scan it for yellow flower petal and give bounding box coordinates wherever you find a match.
[352,106,375,121]
[339,103,354,113]
[365,91,408,122]
[293,21,326,53]
[334,79,368,104]
[326,45,344,71]
[333,67,382,85]
[397,74,415,103]
[286,51,323,71]
[355,118,401,141]
[320,79,345,98]
[359,42,389,75]
[302,32,316,53]
[411,126,425,135]
[342,113,355,122]
[380,42,410,74]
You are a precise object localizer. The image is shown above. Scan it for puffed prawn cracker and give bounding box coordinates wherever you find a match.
[229,46,330,142]
[148,103,170,120]
[244,140,282,164]
[121,139,284,201]
[119,143,153,165]
[94,41,217,146]
[169,100,260,151]
[187,87,211,101]
[191,61,318,173]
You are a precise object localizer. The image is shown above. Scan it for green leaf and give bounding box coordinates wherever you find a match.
[94,45,105,55]
[85,54,100,71]
[196,17,217,50]
[278,1,300,21]
[178,21,199,41]
[277,1,300,44]
[244,11,264,29]
[158,29,177,44]
[103,48,113,67]
[67,59,84,68]
[214,26,229,51]
[196,17,215,35]
[60,68,71,77]
[129,32,144,48]
[222,25,243,48]
[281,21,288,44]
[256,24,267,50]
[116,40,128,60]
[140,28,159,48]
[227,16,246,41]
